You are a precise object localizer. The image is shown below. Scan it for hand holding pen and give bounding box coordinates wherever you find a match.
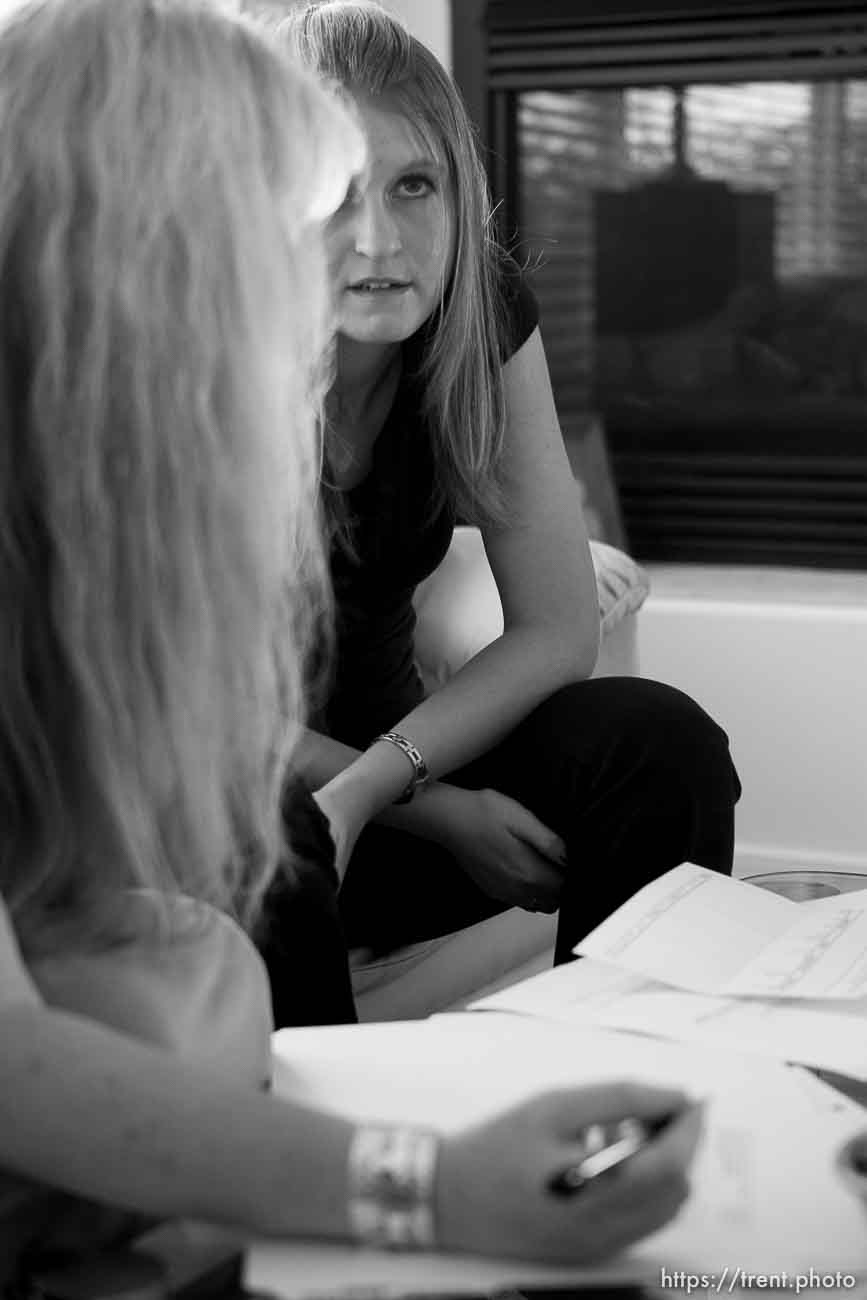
[437,1082,705,1265]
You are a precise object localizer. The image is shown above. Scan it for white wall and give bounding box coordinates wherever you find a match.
[381,0,451,70]
[638,566,867,880]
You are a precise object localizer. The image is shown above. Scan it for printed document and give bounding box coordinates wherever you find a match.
[572,862,867,999]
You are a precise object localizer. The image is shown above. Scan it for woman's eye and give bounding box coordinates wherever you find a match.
[396,174,434,199]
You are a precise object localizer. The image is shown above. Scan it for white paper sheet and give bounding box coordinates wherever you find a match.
[245,1013,867,1298]
[469,957,867,1081]
[574,862,867,999]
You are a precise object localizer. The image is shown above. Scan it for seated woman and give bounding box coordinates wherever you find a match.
[265,0,742,1023]
[0,0,701,1278]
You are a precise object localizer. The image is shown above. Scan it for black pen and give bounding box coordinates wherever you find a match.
[547,1109,682,1197]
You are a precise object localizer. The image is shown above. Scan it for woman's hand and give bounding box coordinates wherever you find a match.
[430,785,566,912]
[438,1082,703,1264]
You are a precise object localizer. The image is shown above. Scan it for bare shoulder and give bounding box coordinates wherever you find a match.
[483,327,599,669]
[499,328,578,493]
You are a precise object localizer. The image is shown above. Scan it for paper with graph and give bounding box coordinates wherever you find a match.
[573,862,867,999]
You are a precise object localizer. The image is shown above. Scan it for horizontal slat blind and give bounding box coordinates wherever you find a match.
[494,3,867,567]
[488,2,867,88]
[489,0,865,25]
[518,83,867,389]
[614,452,867,567]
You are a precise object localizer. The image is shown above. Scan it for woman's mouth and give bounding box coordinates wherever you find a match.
[348,279,411,294]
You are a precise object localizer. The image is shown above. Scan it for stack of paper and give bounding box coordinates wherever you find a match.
[471,864,867,1083]
[245,1012,867,1297]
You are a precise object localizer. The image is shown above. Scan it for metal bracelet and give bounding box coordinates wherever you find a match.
[347,1124,439,1250]
[371,731,430,804]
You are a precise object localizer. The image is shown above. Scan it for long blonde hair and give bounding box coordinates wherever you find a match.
[0,0,362,955]
[276,0,513,529]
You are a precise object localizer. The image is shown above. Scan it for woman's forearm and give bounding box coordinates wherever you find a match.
[0,1002,352,1241]
[318,621,596,825]
[398,620,597,773]
[294,728,474,846]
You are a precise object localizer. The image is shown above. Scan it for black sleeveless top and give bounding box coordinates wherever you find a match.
[323,266,539,749]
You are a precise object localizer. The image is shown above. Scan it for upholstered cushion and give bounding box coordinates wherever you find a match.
[588,539,652,631]
[413,527,650,693]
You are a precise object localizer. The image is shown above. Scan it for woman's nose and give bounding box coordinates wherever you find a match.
[353,195,402,258]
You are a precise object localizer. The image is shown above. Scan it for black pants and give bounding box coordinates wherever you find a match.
[261,677,741,1027]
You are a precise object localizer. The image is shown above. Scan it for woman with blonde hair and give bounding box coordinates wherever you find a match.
[0,0,702,1277]
[266,0,741,1017]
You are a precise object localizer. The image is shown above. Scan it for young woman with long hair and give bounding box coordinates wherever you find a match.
[265,0,742,1019]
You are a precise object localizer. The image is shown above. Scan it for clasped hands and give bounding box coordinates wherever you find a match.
[314,778,567,913]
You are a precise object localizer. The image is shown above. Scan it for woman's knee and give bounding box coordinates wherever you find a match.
[527,677,740,803]
[604,677,738,801]
[552,678,739,877]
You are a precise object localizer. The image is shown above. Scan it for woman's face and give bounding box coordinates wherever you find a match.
[323,94,454,348]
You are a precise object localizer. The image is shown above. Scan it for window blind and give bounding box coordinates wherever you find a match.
[487,1,867,88]
[481,2,867,567]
